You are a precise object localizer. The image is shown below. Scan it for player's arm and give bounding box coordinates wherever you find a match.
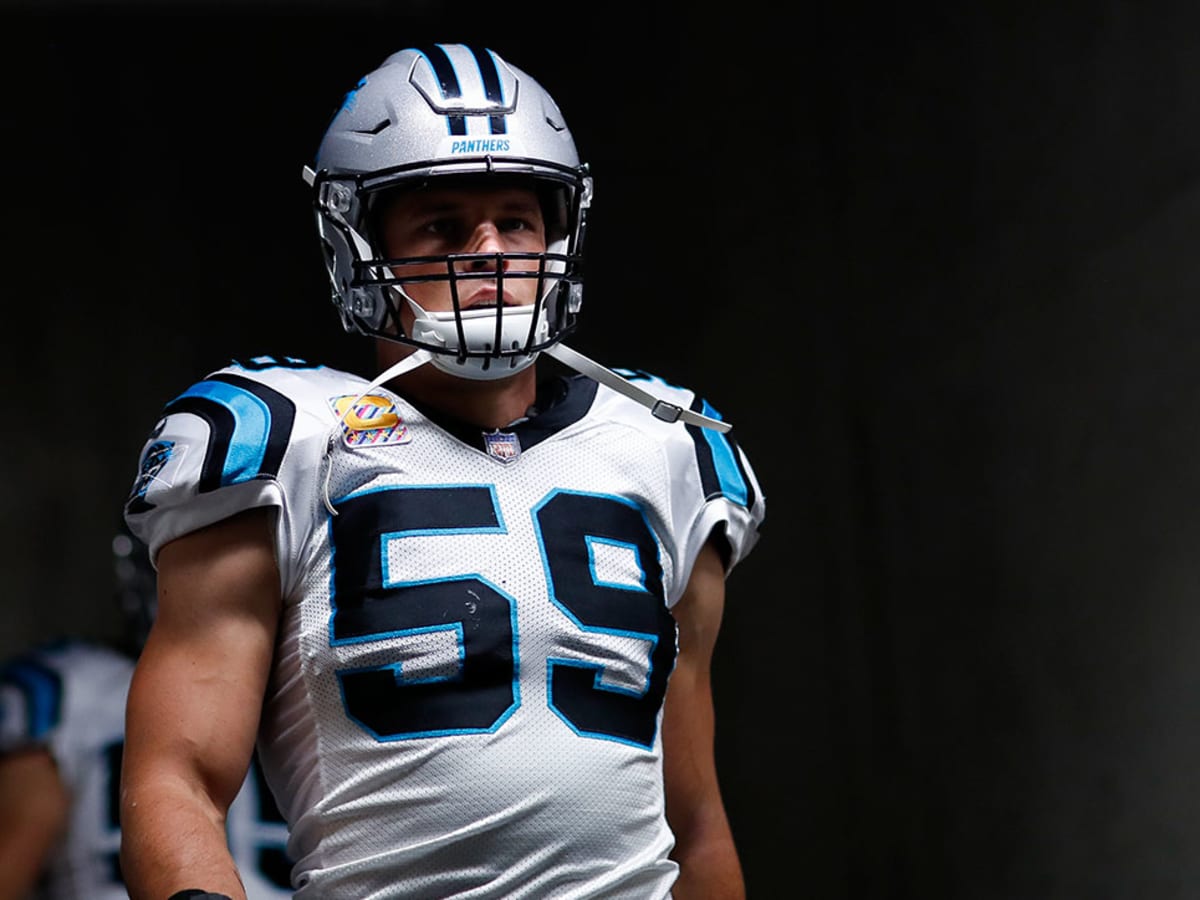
[0,747,69,900]
[120,507,281,900]
[662,538,746,900]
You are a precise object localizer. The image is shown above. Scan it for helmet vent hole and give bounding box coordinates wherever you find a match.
[351,119,391,136]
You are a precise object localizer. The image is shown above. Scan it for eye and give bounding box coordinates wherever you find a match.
[498,217,534,233]
[422,217,464,241]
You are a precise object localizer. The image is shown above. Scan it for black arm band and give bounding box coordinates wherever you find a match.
[167,892,235,900]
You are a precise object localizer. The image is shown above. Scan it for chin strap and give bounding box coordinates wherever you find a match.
[323,341,730,519]
[355,349,436,398]
[345,343,731,432]
[545,343,731,433]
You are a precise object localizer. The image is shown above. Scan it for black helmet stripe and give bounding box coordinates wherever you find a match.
[468,45,508,135]
[419,45,461,98]
[418,44,466,135]
[418,44,507,137]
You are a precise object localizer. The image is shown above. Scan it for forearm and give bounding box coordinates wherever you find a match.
[664,541,744,899]
[664,727,746,900]
[121,659,261,900]
[120,775,247,900]
[121,509,280,900]
[670,815,746,900]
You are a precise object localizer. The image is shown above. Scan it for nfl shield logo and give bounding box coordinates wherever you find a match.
[484,430,521,463]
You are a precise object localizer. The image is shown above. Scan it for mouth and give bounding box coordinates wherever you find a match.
[458,287,515,310]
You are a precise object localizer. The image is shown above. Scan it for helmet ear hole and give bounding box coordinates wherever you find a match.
[537,183,571,246]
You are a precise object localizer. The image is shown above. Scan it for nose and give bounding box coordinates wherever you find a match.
[461,222,507,271]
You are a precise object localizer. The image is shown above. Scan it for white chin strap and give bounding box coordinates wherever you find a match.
[545,344,731,433]
[355,348,437,399]
[338,343,731,436]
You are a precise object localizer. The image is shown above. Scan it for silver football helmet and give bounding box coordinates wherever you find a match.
[304,44,592,380]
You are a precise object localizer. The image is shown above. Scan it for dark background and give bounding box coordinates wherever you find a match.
[4,2,1200,898]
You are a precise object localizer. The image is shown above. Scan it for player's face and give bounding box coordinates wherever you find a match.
[378,185,548,321]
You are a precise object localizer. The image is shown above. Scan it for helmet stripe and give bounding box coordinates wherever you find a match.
[419,44,467,136]
[418,44,509,138]
[419,44,462,99]
[468,45,508,136]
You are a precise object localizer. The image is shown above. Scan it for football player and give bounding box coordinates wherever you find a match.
[120,43,765,899]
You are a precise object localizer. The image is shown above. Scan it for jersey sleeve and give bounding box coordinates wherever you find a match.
[672,403,766,578]
[122,361,341,583]
[604,368,767,602]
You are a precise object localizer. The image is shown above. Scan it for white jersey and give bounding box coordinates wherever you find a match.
[0,639,293,899]
[125,356,766,899]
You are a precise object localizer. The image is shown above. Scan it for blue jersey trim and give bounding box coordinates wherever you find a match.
[698,398,749,506]
[178,380,271,486]
[2,659,62,740]
[161,373,296,492]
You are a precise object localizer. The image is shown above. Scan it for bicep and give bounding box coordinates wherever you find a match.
[662,539,727,829]
[123,506,281,813]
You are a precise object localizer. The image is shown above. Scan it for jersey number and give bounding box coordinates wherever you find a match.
[330,486,677,748]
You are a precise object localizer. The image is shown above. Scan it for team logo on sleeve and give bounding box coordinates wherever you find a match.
[126,437,186,512]
[329,394,411,447]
